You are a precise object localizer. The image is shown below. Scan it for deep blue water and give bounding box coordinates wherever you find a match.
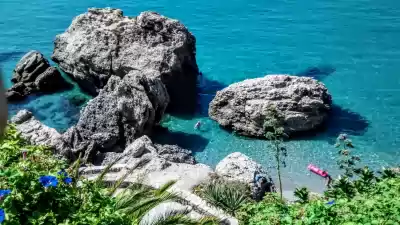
[1,0,400,192]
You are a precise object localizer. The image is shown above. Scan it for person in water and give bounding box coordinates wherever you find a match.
[194,121,201,130]
[252,171,273,201]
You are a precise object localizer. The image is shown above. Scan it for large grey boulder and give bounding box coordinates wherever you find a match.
[209,75,332,137]
[6,51,72,101]
[11,110,72,159]
[215,152,268,184]
[52,8,199,110]
[62,71,169,162]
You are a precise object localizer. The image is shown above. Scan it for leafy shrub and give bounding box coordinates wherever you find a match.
[237,133,400,224]
[0,125,218,224]
[195,178,251,216]
[237,177,400,224]
[293,187,309,204]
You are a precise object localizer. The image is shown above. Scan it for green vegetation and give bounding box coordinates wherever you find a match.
[263,107,288,200]
[196,132,400,224]
[1,113,398,224]
[237,176,400,224]
[0,125,218,225]
[237,133,400,224]
[194,177,251,216]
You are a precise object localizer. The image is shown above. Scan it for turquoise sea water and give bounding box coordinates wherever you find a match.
[1,0,400,192]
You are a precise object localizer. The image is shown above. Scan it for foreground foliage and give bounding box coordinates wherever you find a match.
[237,177,400,224]
[194,133,400,224]
[194,177,251,216]
[237,134,400,224]
[0,125,218,224]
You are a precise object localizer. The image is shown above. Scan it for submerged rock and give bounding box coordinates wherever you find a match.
[6,51,72,101]
[215,152,269,184]
[52,8,199,110]
[209,75,332,137]
[62,71,169,162]
[11,110,72,159]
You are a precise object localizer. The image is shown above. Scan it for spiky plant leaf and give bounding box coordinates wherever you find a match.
[95,155,122,186]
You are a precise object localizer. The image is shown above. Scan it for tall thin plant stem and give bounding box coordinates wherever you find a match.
[275,141,283,199]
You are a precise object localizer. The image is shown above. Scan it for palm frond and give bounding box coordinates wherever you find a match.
[95,155,121,186]
[199,179,249,216]
[197,216,221,225]
[143,208,192,225]
[69,153,81,188]
[153,180,177,196]
[115,188,150,210]
[108,158,150,196]
[124,195,176,220]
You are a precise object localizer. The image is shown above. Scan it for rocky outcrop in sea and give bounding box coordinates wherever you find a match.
[6,51,72,101]
[52,8,199,111]
[209,75,332,137]
[62,71,169,161]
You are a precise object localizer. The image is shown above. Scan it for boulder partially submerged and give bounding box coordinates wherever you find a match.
[61,70,169,161]
[215,152,269,184]
[209,75,332,137]
[11,110,72,159]
[6,51,72,101]
[52,8,199,110]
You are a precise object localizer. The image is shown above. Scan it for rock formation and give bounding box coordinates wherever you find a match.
[52,8,199,111]
[11,110,72,159]
[215,152,269,184]
[11,109,196,167]
[209,75,332,137]
[97,135,195,166]
[6,51,72,101]
[61,70,169,162]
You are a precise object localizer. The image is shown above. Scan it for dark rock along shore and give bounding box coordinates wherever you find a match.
[6,50,72,101]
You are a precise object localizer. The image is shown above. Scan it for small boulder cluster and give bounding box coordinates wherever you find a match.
[5,51,72,101]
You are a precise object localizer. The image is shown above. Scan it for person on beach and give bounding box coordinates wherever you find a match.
[325,175,333,188]
[308,164,333,188]
[252,171,273,201]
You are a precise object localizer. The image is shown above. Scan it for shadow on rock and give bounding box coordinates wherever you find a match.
[151,126,210,153]
[296,64,336,80]
[0,51,25,64]
[166,72,226,119]
[196,73,226,117]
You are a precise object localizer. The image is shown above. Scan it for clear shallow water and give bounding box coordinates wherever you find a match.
[1,0,400,192]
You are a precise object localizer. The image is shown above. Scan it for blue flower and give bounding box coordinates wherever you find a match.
[57,169,68,177]
[0,208,5,223]
[327,200,335,205]
[63,177,73,184]
[39,176,58,187]
[0,190,11,198]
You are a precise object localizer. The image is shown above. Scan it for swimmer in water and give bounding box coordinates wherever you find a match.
[194,121,201,130]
